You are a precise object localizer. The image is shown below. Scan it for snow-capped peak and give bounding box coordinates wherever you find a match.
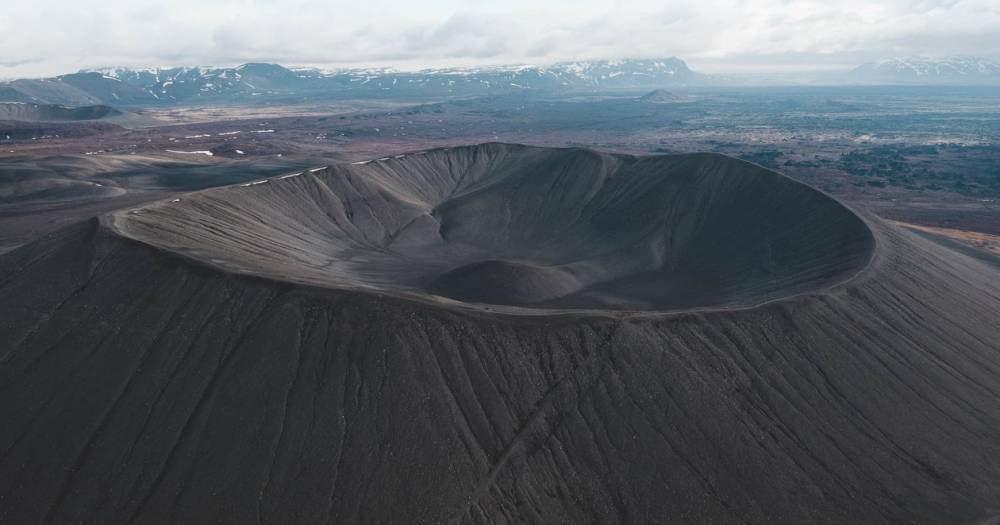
[852,56,1000,83]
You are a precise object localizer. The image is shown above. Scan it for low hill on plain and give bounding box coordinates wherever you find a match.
[0,102,158,128]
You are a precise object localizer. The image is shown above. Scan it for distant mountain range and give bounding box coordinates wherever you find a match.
[4,55,996,108]
[850,56,1000,84]
[0,58,706,106]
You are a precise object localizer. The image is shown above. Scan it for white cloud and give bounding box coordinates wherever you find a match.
[1,0,999,78]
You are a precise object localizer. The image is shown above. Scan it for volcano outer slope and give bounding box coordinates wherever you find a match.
[1,145,1000,524]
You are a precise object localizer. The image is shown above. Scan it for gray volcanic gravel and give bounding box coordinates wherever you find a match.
[1,144,999,524]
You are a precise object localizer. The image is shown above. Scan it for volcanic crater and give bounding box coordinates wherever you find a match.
[111,143,874,311]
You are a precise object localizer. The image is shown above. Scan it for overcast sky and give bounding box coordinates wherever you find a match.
[2,0,999,78]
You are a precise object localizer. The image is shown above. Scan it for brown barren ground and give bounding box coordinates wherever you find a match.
[892,220,1000,257]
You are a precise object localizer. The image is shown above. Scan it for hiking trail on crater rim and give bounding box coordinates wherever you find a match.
[1,143,999,523]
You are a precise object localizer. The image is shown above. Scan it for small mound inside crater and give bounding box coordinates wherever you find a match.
[429,260,582,306]
[112,143,875,312]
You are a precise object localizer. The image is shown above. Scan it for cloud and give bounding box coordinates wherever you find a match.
[1,0,999,78]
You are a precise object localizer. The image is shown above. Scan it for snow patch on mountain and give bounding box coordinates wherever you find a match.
[852,56,1000,83]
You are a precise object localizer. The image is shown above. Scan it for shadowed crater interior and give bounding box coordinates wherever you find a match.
[112,143,874,311]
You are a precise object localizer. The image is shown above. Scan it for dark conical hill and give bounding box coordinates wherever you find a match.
[1,144,999,523]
